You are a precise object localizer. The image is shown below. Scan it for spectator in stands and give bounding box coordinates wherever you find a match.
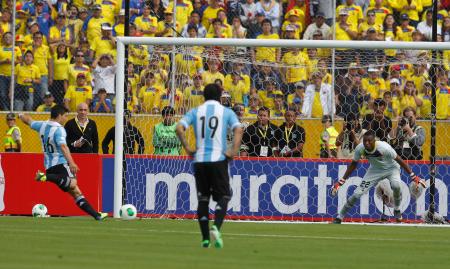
[148,0,165,20]
[231,16,247,39]
[303,12,330,40]
[138,72,163,114]
[50,43,71,105]
[366,0,391,26]
[251,62,281,92]
[34,1,52,37]
[91,88,113,113]
[184,74,205,109]
[240,0,258,30]
[442,17,450,42]
[362,98,392,142]
[24,20,44,48]
[202,58,224,85]
[153,106,182,155]
[399,80,423,112]
[302,72,334,118]
[255,0,281,33]
[389,107,425,160]
[78,38,95,66]
[245,94,260,118]
[49,14,71,46]
[282,24,297,39]
[202,0,223,30]
[92,54,116,98]
[206,18,230,38]
[68,49,92,87]
[113,9,126,37]
[417,80,432,119]
[273,108,306,157]
[252,19,280,65]
[67,6,84,47]
[102,111,144,156]
[280,47,309,94]
[391,0,422,27]
[167,0,193,27]
[287,81,305,109]
[282,9,303,39]
[336,0,363,29]
[272,92,285,117]
[14,50,40,111]
[358,10,382,40]
[30,31,53,109]
[331,9,358,67]
[241,106,278,157]
[92,23,116,58]
[181,11,207,38]
[36,92,56,112]
[84,4,107,44]
[156,9,182,37]
[436,68,450,120]
[64,73,93,112]
[383,90,399,120]
[337,74,363,119]
[258,80,281,110]
[224,72,248,105]
[310,0,334,26]
[192,0,206,17]
[382,14,398,62]
[288,0,307,28]
[0,32,22,111]
[319,115,338,158]
[65,102,99,154]
[417,9,442,41]
[362,66,386,99]
[134,5,158,37]
[336,115,362,159]
[396,14,415,42]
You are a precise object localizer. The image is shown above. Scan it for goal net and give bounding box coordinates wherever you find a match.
[114,37,450,224]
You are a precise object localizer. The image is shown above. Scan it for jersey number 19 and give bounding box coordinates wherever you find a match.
[200,116,218,138]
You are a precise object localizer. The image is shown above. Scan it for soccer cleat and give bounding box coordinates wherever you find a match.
[394,210,403,223]
[35,171,47,182]
[332,218,342,224]
[201,240,211,248]
[209,225,223,249]
[96,212,108,221]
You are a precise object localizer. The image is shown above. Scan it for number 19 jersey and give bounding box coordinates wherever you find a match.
[30,121,68,169]
[179,100,241,163]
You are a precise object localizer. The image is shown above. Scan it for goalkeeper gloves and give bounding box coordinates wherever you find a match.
[410,173,426,190]
[331,178,346,197]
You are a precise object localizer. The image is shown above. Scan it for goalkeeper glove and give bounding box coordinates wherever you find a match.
[331,178,346,197]
[410,173,426,190]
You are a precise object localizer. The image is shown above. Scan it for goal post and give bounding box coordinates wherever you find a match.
[114,37,450,221]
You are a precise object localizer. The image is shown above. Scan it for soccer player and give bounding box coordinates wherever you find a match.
[18,105,107,221]
[176,84,243,249]
[331,130,425,223]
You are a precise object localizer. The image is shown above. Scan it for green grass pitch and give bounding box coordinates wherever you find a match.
[0,216,449,269]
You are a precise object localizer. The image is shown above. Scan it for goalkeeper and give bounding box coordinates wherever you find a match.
[153,106,181,155]
[331,130,425,223]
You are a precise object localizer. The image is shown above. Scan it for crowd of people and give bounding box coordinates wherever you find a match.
[0,0,449,124]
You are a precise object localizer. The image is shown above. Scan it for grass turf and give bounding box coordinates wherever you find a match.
[0,217,449,269]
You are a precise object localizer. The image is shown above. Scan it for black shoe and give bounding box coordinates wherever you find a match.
[332,218,342,224]
[394,210,402,223]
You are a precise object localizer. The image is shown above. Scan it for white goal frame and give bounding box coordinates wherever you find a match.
[113,37,450,218]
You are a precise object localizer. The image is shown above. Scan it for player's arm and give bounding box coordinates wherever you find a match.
[331,161,358,196]
[60,143,79,175]
[395,155,426,188]
[175,123,195,156]
[226,125,244,159]
[18,114,33,125]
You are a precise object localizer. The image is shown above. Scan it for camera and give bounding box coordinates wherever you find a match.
[399,117,409,127]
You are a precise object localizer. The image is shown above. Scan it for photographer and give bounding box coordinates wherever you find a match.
[336,115,363,159]
[389,107,425,160]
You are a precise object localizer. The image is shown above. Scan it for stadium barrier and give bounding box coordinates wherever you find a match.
[1,112,450,160]
[0,153,102,216]
[101,156,450,222]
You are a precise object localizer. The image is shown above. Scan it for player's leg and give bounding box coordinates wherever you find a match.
[386,168,403,221]
[67,179,106,220]
[336,170,382,222]
[193,163,212,247]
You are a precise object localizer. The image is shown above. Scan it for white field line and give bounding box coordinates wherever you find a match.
[1,223,449,244]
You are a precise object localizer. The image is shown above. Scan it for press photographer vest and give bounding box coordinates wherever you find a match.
[398,125,423,160]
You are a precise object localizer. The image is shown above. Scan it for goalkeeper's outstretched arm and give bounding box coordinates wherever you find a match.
[341,161,358,180]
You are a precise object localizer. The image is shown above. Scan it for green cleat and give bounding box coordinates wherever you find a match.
[201,240,210,248]
[332,218,342,224]
[209,225,223,249]
[96,212,108,221]
[35,171,46,182]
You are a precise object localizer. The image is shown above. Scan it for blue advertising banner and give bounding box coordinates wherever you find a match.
[102,157,450,222]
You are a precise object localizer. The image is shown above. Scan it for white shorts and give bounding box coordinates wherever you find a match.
[354,168,401,197]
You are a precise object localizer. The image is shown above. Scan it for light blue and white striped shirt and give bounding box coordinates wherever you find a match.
[30,121,68,169]
[180,100,241,163]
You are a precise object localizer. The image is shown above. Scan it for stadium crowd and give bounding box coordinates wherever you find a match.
[0,0,449,122]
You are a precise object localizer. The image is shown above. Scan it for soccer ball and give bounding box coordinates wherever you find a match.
[120,204,137,220]
[375,179,395,207]
[32,204,48,217]
[409,181,425,199]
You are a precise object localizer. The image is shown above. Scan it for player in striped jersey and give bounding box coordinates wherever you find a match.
[19,105,107,220]
[176,83,243,248]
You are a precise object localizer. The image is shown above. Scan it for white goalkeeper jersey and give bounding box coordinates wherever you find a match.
[353,141,400,171]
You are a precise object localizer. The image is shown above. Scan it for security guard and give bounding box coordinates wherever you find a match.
[4,113,22,152]
[320,115,338,158]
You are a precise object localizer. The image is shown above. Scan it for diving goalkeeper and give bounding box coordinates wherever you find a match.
[331,130,426,223]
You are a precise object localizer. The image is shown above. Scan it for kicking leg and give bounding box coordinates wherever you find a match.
[68,179,105,220]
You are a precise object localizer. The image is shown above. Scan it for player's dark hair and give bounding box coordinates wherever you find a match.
[203,83,222,101]
[363,130,376,139]
[258,106,271,116]
[50,105,69,119]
